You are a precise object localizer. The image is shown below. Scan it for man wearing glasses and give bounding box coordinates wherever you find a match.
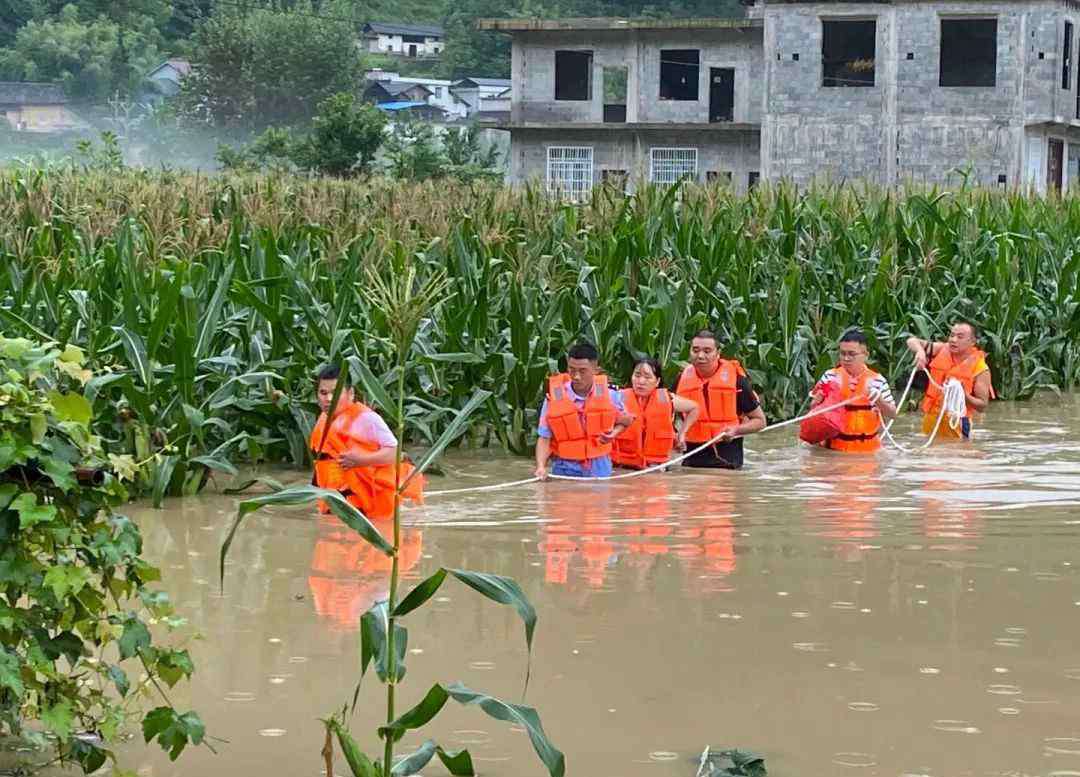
[809,329,897,453]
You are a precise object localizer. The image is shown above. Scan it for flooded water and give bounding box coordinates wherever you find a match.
[128,400,1080,777]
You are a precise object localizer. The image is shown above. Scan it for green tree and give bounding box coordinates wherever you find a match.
[0,336,204,773]
[444,123,502,181]
[292,92,387,176]
[0,4,162,100]
[381,119,448,181]
[179,3,365,130]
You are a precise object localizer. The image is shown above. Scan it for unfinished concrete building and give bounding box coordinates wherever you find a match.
[479,3,1080,195]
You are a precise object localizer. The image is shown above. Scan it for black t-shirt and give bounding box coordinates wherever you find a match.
[674,373,760,470]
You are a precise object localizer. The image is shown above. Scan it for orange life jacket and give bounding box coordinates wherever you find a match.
[545,374,619,462]
[921,347,994,419]
[823,368,882,453]
[677,361,744,443]
[309,400,424,520]
[612,388,675,469]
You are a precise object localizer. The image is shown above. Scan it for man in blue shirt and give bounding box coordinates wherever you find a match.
[534,342,634,479]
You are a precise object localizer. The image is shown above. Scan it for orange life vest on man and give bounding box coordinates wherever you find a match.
[612,388,675,469]
[823,367,882,453]
[309,400,424,520]
[545,373,619,462]
[678,361,744,443]
[921,347,993,418]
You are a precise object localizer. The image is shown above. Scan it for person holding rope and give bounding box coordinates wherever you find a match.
[534,342,635,480]
[674,330,766,469]
[310,365,424,518]
[906,321,994,440]
[611,356,702,470]
[808,329,897,453]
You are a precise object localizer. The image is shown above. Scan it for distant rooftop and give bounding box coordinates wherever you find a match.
[476,17,760,31]
[153,58,192,75]
[0,81,67,105]
[453,77,512,88]
[376,101,430,111]
[363,22,444,37]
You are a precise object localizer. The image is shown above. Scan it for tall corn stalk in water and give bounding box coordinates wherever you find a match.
[219,258,565,777]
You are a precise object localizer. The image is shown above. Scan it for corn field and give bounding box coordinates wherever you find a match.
[2,167,1079,497]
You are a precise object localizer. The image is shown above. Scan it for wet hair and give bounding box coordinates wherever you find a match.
[692,329,718,345]
[567,342,600,362]
[631,357,665,387]
[955,320,979,340]
[317,364,344,384]
[839,328,868,346]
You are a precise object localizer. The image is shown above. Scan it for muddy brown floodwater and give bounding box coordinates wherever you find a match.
[126,400,1080,777]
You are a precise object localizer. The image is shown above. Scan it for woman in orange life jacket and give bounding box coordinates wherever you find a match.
[674,329,767,470]
[310,364,424,521]
[808,329,898,453]
[611,357,702,470]
[533,342,635,480]
[905,320,994,441]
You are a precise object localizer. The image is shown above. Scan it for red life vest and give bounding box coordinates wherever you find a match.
[799,379,845,445]
[922,347,994,419]
[545,374,619,461]
[677,361,744,443]
[823,368,882,453]
[612,388,675,469]
[309,400,424,520]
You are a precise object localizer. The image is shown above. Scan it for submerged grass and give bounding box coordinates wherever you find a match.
[1,168,1079,487]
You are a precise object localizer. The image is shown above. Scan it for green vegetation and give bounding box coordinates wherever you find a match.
[1,170,1078,490]
[221,268,563,777]
[0,335,203,772]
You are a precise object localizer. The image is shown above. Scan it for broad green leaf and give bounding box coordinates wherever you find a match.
[12,493,57,529]
[118,616,151,659]
[48,390,92,425]
[142,707,205,761]
[444,684,565,777]
[29,413,46,443]
[392,739,475,776]
[194,261,235,360]
[151,455,178,508]
[329,719,379,777]
[220,486,393,591]
[43,566,91,599]
[347,356,397,425]
[113,326,152,388]
[108,665,130,697]
[42,700,74,739]
[398,389,491,492]
[190,455,238,477]
[0,649,24,696]
[359,601,406,684]
[41,457,77,492]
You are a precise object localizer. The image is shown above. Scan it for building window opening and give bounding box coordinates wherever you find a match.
[547,146,593,200]
[603,66,628,122]
[707,171,733,185]
[1065,21,1074,90]
[822,19,876,87]
[660,49,700,101]
[748,171,761,189]
[555,50,592,101]
[602,169,629,189]
[940,18,997,86]
[649,147,698,185]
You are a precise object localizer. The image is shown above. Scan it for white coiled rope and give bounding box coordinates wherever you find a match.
[879,366,968,452]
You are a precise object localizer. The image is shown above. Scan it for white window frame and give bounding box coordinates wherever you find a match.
[546,146,594,200]
[649,147,698,185]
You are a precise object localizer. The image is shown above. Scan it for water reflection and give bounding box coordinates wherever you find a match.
[307,516,422,630]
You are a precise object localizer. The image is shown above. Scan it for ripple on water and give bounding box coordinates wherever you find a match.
[453,730,491,746]
[832,752,877,768]
[848,702,879,712]
[1066,668,1080,680]
[792,642,830,653]
[1045,738,1080,756]
[258,728,287,737]
[648,751,679,762]
[224,692,255,702]
[998,707,1020,716]
[987,684,1022,695]
[468,660,496,670]
[932,720,981,734]
[994,637,1024,648]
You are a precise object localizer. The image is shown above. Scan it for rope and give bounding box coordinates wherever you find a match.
[424,395,861,496]
[879,366,968,452]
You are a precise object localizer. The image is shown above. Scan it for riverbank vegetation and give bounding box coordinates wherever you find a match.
[2,169,1078,495]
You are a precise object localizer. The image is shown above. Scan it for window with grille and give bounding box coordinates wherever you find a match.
[649,147,698,185]
[546,146,594,199]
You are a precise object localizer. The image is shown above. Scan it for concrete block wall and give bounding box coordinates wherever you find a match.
[509,128,761,191]
[512,28,764,125]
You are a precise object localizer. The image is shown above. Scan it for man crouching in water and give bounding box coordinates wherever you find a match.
[310,364,423,519]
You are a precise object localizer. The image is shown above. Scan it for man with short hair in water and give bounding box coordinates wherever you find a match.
[809,329,897,453]
[905,321,994,440]
[310,364,423,518]
[534,342,635,480]
[674,329,766,469]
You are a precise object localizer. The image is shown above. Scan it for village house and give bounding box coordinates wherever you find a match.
[480,0,1080,196]
[450,77,513,116]
[364,70,466,119]
[145,59,192,96]
[0,82,85,133]
[361,22,445,58]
